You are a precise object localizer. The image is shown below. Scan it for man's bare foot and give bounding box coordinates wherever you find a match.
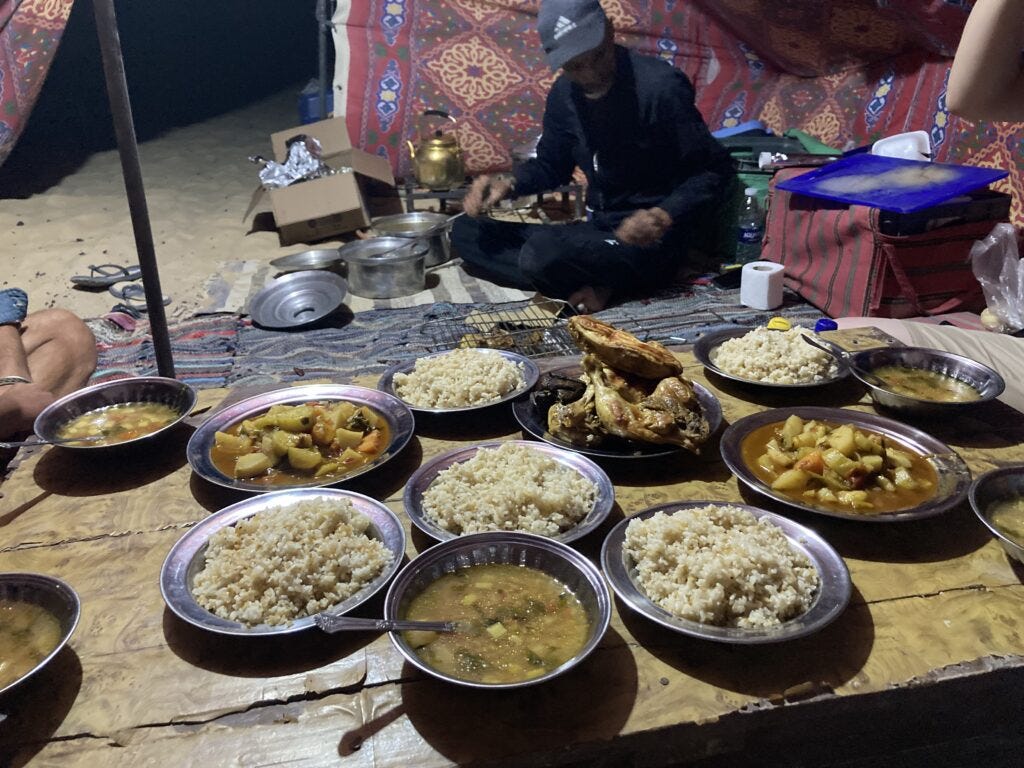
[567,286,612,314]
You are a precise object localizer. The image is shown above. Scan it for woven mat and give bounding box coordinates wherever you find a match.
[198,259,535,316]
[94,275,826,390]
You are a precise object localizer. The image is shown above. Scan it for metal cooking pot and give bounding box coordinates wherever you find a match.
[339,237,429,299]
[372,211,453,267]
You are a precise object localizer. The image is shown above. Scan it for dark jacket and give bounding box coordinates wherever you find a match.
[513,46,735,232]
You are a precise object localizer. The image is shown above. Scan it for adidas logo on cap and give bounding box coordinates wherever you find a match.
[552,15,576,40]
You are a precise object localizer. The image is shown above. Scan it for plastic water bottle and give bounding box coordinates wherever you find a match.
[736,187,766,263]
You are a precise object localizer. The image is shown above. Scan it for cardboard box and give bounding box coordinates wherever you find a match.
[264,117,399,245]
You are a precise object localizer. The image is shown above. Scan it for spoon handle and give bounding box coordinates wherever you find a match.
[0,436,103,449]
[313,614,455,634]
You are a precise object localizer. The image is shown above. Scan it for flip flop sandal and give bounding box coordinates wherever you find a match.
[108,303,143,321]
[108,282,171,310]
[71,263,142,289]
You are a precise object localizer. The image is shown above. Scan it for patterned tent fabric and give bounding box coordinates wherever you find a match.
[0,0,75,166]
[334,0,1024,228]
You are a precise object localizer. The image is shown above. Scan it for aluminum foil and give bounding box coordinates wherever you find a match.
[256,135,350,189]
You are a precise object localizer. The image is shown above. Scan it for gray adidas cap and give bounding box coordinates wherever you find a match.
[537,0,609,71]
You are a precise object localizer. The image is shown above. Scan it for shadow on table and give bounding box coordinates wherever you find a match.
[618,585,874,699]
[410,405,522,441]
[162,584,398,678]
[373,626,636,764]
[701,369,867,410]
[31,425,192,497]
[735,484,991,564]
[0,646,82,767]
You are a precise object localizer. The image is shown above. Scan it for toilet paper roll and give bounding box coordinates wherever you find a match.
[740,261,784,310]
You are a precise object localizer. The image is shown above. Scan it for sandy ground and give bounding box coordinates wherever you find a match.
[0,88,304,322]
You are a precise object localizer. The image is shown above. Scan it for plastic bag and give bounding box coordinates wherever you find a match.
[970,222,1024,331]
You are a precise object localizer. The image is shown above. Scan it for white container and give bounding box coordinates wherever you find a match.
[872,131,931,161]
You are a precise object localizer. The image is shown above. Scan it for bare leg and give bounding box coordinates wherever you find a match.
[0,310,96,437]
[20,309,97,396]
[567,286,613,314]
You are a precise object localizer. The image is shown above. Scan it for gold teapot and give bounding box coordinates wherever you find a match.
[406,110,465,190]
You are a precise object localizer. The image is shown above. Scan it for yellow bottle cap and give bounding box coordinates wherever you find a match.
[766,317,791,331]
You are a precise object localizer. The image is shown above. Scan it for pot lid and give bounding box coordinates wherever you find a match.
[248,270,348,330]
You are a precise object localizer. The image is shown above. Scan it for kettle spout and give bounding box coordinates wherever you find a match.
[406,140,417,159]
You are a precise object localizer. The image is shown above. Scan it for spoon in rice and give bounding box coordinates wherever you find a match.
[800,334,888,388]
[314,614,457,634]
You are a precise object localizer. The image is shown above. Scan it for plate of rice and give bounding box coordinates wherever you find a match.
[160,488,406,636]
[693,326,848,388]
[403,440,615,543]
[600,501,850,643]
[378,349,540,414]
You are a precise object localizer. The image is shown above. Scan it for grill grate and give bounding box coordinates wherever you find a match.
[421,299,577,358]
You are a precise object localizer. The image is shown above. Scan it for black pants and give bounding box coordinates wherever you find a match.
[450,217,686,301]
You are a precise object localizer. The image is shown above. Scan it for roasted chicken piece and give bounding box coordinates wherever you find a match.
[547,378,606,447]
[568,315,683,380]
[582,354,709,452]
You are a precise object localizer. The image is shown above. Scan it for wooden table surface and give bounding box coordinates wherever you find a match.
[3,339,1024,767]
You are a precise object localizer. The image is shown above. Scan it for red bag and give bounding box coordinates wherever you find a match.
[762,168,998,319]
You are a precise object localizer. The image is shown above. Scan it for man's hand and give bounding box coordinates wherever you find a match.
[614,207,673,247]
[462,174,514,217]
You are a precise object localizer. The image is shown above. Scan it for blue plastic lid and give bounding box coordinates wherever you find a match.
[814,318,839,332]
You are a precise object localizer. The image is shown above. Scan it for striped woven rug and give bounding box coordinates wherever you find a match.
[93,280,825,390]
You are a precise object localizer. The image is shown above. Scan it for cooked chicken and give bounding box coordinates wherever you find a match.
[568,315,683,380]
[547,377,605,447]
[583,354,709,452]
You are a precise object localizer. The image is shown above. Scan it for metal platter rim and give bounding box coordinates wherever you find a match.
[377,349,541,415]
[511,363,723,460]
[159,487,407,637]
[402,439,615,544]
[600,500,852,644]
[719,405,971,523]
[185,384,415,493]
[692,327,850,389]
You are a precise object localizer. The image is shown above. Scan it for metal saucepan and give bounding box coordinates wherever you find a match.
[371,211,464,268]
[339,236,430,299]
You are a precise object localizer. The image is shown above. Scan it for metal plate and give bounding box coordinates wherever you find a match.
[186,385,414,493]
[160,488,406,637]
[720,406,971,522]
[775,153,1008,213]
[600,501,851,644]
[0,573,81,696]
[378,350,541,414]
[511,364,723,460]
[33,376,198,451]
[403,440,615,543]
[249,270,348,329]
[385,532,611,689]
[693,328,849,389]
[269,248,343,273]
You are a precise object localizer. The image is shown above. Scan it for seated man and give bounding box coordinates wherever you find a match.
[0,289,97,441]
[452,0,736,313]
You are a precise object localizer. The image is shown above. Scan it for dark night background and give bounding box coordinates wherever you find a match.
[0,0,322,194]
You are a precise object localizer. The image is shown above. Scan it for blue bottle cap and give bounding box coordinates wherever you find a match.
[814,318,838,332]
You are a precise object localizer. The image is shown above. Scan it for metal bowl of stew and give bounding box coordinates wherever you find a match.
[850,347,1004,415]
[0,573,81,697]
[33,376,197,451]
[385,532,611,689]
[969,465,1024,565]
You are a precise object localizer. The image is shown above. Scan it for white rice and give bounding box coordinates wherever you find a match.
[393,349,526,408]
[192,498,392,626]
[624,505,819,628]
[420,442,598,537]
[711,327,838,384]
